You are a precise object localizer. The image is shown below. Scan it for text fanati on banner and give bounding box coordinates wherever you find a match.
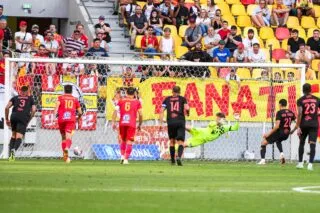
[106,78,303,122]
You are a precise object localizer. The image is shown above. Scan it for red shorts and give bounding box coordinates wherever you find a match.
[58,121,76,135]
[119,126,136,142]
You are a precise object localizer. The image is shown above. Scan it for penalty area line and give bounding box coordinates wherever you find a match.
[292,186,320,194]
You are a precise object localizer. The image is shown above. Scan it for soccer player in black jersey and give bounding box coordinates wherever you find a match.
[292,83,320,171]
[5,86,36,161]
[159,86,189,166]
[258,99,296,165]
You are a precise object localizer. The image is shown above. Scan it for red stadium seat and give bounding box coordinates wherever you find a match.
[241,0,255,5]
[272,49,287,61]
[275,27,290,41]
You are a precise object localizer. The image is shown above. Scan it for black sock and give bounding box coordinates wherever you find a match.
[276,142,283,153]
[169,146,175,163]
[9,138,15,152]
[177,145,184,158]
[309,143,316,163]
[14,138,22,151]
[260,145,266,159]
[298,142,305,162]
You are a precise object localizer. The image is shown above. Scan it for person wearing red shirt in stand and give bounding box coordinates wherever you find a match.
[141,26,159,57]
[112,87,143,165]
[54,85,82,163]
[76,23,89,53]
[217,21,230,42]
[31,45,49,76]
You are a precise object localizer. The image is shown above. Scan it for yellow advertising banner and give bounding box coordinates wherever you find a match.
[42,94,97,110]
[104,77,319,122]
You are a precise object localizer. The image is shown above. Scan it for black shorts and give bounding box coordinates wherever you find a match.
[300,127,318,143]
[167,121,186,141]
[10,116,28,135]
[266,130,290,144]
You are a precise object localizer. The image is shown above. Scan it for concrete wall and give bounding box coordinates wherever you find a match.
[1,0,69,18]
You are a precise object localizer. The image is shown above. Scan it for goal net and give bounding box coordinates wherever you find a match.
[2,57,316,162]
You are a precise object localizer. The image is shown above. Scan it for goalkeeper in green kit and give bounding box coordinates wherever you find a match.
[184,112,240,148]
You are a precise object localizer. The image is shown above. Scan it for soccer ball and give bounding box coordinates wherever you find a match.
[73,146,83,156]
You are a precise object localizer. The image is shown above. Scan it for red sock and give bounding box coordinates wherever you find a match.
[61,141,67,151]
[125,144,133,160]
[65,139,72,149]
[120,142,126,156]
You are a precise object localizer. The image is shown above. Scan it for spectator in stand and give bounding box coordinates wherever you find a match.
[159,27,175,59]
[31,31,42,52]
[62,50,85,76]
[63,30,85,57]
[124,0,137,25]
[204,27,221,57]
[76,23,89,51]
[31,24,44,44]
[190,0,201,19]
[243,29,260,51]
[14,21,32,56]
[0,51,10,85]
[141,26,159,57]
[251,0,271,27]
[296,0,315,18]
[49,24,64,57]
[0,19,12,49]
[0,22,3,52]
[283,0,296,15]
[196,9,211,36]
[225,25,242,56]
[181,42,211,77]
[271,0,290,27]
[32,45,49,76]
[149,10,163,36]
[44,30,59,58]
[287,71,295,81]
[213,40,231,62]
[233,43,248,63]
[257,69,269,80]
[0,5,6,20]
[95,29,110,52]
[183,17,202,48]
[218,21,230,41]
[143,0,156,20]
[174,0,189,30]
[306,29,320,59]
[211,9,222,30]
[287,29,305,59]
[159,0,175,25]
[130,5,148,50]
[206,0,219,19]
[248,43,266,63]
[295,43,312,66]
[225,69,241,89]
[273,72,283,83]
[94,16,112,44]
[87,38,109,57]
[122,66,135,87]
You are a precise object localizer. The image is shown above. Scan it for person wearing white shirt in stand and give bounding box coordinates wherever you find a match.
[196,9,211,36]
[226,69,241,89]
[251,0,271,27]
[205,0,219,19]
[295,43,312,66]
[204,27,221,57]
[14,21,32,57]
[159,27,175,59]
[248,43,266,63]
[31,24,44,44]
[242,29,260,52]
[44,31,59,57]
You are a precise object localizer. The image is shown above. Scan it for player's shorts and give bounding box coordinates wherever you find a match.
[167,121,186,141]
[58,121,76,135]
[119,125,136,142]
[300,127,318,143]
[266,130,290,144]
[10,117,28,135]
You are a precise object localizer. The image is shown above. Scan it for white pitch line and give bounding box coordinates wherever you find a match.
[292,186,320,194]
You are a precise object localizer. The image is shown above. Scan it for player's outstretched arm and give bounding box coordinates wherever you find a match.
[53,99,60,120]
[4,101,13,126]
[76,107,83,124]
[138,109,143,131]
[226,113,241,132]
[291,106,302,135]
[111,107,118,131]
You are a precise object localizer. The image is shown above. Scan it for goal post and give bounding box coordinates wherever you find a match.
[2,57,313,161]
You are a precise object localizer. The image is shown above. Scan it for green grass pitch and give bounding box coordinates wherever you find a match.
[0,160,319,213]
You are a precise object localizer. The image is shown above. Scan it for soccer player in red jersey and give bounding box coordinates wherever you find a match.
[112,87,143,164]
[54,85,82,163]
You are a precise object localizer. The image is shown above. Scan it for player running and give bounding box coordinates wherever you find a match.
[258,99,296,165]
[291,83,320,171]
[112,87,143,165]
[5,86,36,161]
[183,112,240,148]
[53,85,82,163]
[159,86,189,166]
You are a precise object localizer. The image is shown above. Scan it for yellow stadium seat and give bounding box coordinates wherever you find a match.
[173,35,182,47]
[292,27,307,40]
[209,67,218,78]
[236,27,242,35]
[136,1,146,9]
[163,25,178,36]
[258,37,265,48]
[259,27,275,40]
[286,16,300,29]
[301,16,316,29]
[243,26,258,37]
[261,48,271,62]
[175,46,189,59]
[135,35,143,49]
[217,3,231,16]
[252,68,269,79]
[200,0,207,4]
[311,59,320,71]
[226,0,240,4]
[279,59,292,64]
[307,28,318,38]
[231,4,246,16]
[317,17,320,28]
[237,15,252,27]
[222,15,236,26]
[306,68,317,80]
[178,25,189,38]
[314,5,320,18]
[265,38,280,49]
[281,39,288,50]
[215,0,225,3]
[236,68,251,79]
[247,4,258,15]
